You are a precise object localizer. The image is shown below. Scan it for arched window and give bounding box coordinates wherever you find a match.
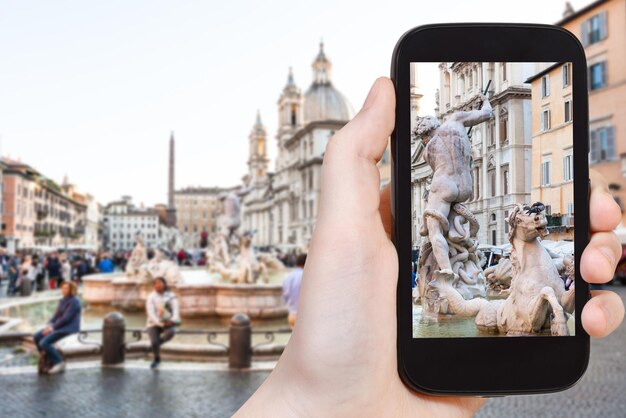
[291,104,297,126]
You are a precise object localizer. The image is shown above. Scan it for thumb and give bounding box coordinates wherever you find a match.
[317,77,395,229]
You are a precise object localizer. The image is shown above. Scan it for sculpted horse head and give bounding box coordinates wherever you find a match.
[507,202,549,244]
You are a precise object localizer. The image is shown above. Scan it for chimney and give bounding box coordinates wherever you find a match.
[563,2,575,19]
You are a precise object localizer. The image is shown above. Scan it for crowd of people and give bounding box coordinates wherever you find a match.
[0,249,118,297]
[0,243,307,374]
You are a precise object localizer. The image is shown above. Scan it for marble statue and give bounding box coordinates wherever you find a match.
[147,249,181,284]
[205,186,271,284]
[414,94,493,313]
[125,235,149,281]
[217,191,242,239]
[484,258,513,296]
[237,232,268,283]
[430,203,575,336]
[257,252,285,272]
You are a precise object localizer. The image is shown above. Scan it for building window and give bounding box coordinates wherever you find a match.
[562,63,571,87]
[590,126,616,163]
[582,12,608,46]
[499,118,508,145]
[291,104,297,126]
[458,74,465,96]
[564,100,572,123]
[563,154,573,182]
[589,62,607,90]
[541,109,551,131]
[541,160,551,186]
[502,166,509,195]
[504,210,510,234]
[488,122,495,147]
[541,75,550,97]
[491,229,497,246]
[473,167,480,200]
[489,169,496,197]
[501,62,507,81]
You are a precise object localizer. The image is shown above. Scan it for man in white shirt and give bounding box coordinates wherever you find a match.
[145,277,180,369]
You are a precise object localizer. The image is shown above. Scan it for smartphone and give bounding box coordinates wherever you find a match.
[391,24,590,396]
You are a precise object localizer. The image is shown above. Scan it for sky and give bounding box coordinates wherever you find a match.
[0,0,592,207]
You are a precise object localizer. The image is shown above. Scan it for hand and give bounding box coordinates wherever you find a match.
[42,325,53,336]
[236,78,625,417]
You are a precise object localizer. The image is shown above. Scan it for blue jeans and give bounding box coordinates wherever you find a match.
[33,329,69,365]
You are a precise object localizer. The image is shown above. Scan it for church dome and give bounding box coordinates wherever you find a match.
[303,42,354,123]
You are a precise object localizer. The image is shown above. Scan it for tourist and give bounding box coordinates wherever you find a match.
[33,281,82,374]
[32,256,45,292]
[235,78,625,417]
[75,257,89,283]
[97,253,115,273]
[146,277,180,369]
[16,255,35,296]
[0,249,9,289]
[176,249,187,265]
[7,252,21,295]
[60,254,72,285]
[282,253,306,329]
[46,252,62,290]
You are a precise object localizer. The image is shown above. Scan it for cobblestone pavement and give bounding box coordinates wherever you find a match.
[0,285,624,418]
[0,365,270,418]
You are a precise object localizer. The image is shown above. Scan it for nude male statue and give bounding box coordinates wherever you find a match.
[414,93,493,281]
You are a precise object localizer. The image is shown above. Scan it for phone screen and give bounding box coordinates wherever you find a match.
[410,62,576,338]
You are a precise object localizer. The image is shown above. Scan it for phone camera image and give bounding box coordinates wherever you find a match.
[410,62,575,338]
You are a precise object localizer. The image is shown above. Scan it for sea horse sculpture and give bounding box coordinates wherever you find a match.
[430,203,575,336]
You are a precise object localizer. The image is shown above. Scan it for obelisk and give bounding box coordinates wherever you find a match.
[166,131,177,227]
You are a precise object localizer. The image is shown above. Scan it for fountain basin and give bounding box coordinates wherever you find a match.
[83,268,289,320]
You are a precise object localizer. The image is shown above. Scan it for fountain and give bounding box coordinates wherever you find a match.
[83,191,289,320]
[413,94,575,336]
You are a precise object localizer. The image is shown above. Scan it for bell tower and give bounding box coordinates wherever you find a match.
[248,111,269,185]
[277,67,303,139]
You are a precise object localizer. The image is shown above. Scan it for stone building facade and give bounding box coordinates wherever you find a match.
[103,196,159,251]
[174,186,235,235]
[242,43,354,251]
[1,158,88,250]
[411,62,533,248]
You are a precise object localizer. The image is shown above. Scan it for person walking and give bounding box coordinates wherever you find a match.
[60,254,72,286]
[46,252,62,290]
[282,253,306,329]
[7,253,21,296]
[145,277,180,369]
[33,281,82,374]
[17,255,34,296]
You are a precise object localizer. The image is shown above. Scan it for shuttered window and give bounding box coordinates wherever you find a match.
[589,126,616,163]
[589,61,608,90]
[581,11,608,46]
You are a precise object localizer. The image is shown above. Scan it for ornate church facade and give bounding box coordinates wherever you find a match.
[241,43,355,251]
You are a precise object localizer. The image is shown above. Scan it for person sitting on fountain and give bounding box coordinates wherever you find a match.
[413,93,492,284]
[146,276,181,369]
[33,281,82,374]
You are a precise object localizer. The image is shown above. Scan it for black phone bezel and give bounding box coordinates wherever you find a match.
[391,23,590,396]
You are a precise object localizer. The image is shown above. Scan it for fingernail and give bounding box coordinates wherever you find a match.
[362,79,380,110]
